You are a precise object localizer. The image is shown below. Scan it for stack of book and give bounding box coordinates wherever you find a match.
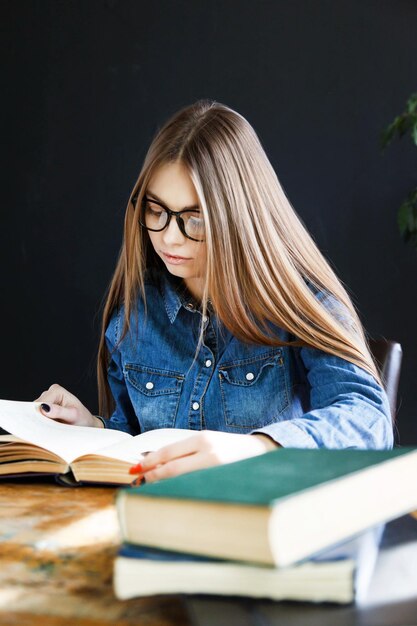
[113,447,417,603]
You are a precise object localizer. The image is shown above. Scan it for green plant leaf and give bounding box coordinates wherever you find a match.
[412,120,417,146]
[381,113,415,149]
[398,114,413,138]
[381,116,403,149]
[381,121,397,149]
[398,187,417,250]
[406,92,417,114]
[382,92,417,249]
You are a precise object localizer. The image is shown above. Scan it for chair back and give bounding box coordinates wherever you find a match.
[368,338,402,420]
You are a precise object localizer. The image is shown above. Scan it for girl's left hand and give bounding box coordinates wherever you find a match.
[137,431,278,483]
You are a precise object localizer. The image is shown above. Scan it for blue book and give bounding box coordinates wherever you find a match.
[113,525,383,604]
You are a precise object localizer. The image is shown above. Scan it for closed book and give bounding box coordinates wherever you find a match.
[113,526,383,604]
[116,447,417,567]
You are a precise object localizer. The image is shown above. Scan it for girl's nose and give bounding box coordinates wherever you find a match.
[162,217,186,245]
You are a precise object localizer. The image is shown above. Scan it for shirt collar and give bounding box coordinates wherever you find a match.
[160,271,199,323]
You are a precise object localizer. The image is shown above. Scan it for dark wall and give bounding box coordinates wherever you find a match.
[2,1,416,442]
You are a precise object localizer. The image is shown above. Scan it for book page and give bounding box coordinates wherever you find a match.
[0,399,130,463]
[85,428,195,463]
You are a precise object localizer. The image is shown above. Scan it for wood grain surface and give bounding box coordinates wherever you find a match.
[1,481,416,626]
[0,481,192,625]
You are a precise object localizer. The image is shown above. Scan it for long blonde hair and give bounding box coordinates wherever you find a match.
[97,99,381,417]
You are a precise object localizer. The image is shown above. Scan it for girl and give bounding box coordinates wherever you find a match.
[36,100,393,482]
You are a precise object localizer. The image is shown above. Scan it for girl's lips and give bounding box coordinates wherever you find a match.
[162,251,192,264]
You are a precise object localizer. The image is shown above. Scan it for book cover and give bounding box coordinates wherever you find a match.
[117,447,417,566]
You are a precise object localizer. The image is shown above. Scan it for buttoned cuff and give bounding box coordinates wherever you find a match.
[252,421,319,449]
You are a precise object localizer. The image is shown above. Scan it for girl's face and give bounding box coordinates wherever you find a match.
[145,161,207,300]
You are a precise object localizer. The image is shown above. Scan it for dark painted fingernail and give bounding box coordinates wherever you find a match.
[41,403,51,413]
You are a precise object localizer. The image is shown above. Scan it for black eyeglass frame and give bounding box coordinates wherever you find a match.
[131,193,205,242]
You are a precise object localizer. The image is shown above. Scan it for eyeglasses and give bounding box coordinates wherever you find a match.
[132,193,206,242]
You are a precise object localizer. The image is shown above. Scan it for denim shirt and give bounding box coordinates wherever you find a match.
[103,269,393,449]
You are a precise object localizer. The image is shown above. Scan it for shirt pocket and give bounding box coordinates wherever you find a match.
[124,364,184,430]
[218,350,289,430]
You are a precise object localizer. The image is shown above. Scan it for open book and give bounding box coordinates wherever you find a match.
[0,399,193,485]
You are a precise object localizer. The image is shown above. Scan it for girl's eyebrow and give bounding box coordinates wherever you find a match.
[145,189,200,211]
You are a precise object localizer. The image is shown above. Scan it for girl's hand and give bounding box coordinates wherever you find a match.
[138,431,278,483]
[34,384,102,428]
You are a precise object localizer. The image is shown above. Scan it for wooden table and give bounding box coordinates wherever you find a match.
[0,481,192,625]
[1,481,417,626]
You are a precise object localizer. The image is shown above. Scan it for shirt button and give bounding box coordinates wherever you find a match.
[205,359,212,367]
[192,401,200,410]
[145,382,154,390]
[245,372,255,381]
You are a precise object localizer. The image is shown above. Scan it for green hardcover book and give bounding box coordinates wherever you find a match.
[116,448,417,567]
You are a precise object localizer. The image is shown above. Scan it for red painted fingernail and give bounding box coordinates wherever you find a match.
[129,463,144,475]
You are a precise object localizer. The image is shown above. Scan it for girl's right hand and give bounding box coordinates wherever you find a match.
[34,384,103,428]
